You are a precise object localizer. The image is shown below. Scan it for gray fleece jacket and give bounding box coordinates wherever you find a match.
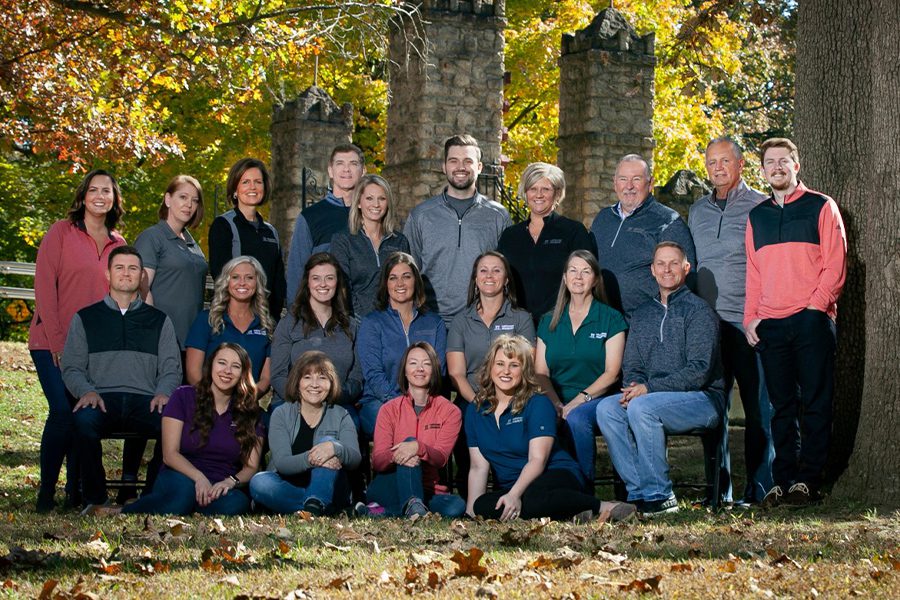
[403,190,512,326]
[266,402,361,475]
[688,180,766,324]
[623,285,726,412]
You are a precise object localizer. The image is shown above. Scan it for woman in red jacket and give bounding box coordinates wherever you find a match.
[367,342,464,518]
[29,169,126,512]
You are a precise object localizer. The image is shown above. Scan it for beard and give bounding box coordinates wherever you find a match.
[447,172,476,191]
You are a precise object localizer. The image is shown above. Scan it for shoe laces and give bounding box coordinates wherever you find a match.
[788,482,810,495]
[766,486,783,499]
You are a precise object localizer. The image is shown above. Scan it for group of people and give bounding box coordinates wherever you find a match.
[28,132,845,521]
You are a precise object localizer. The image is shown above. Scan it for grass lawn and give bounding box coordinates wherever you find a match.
[0,341,897,598]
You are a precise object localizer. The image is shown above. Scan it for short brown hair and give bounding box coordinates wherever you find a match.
[157,175,204,229]
[225,158,271,207]
[330,143,365,165]
[653,241,687,261]
[285,351,341,406]
[444,134,482,162]
[397,342,442,396]
[375,252,427,311]
[759,137,799,165]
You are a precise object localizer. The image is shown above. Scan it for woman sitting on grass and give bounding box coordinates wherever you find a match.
[250,352,361,515]
[96,343,263,515]
[465,334,636,522]
[366,342,464,518]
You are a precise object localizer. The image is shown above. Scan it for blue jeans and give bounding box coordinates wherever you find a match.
[596,391,720,502]
[121,468,250,515]
[564,397,604,483]
[366,465,466,517]
[249,468,343,514]
[72,392,162,504]
[31,350,79,499]
[359,400,385,438]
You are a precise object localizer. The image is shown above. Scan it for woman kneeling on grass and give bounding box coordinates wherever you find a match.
[366,342,465,518]
[250,351,361,515]
[100,343,262,515]
[465,335,636,522]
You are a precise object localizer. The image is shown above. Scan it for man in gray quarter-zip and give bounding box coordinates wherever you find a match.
[589,154,696,319]
[403,135,512,327]
[689,137,772,506]
[595,242,724,516]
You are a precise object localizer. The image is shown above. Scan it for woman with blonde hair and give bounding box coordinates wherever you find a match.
[497,162,594,324]
[331,174,410,317]
[465,335,634,522]
[250,351,361,515]
[185,256,273,396]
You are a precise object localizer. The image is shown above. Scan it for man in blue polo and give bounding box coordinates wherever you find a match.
[590,154,696,319]
[595,242,725,516]
[286,143,366,303]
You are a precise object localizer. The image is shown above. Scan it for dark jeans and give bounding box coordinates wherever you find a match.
[451,397,470,498]
[472,469,601,520]
[31,350,79,500]
[757,309,836,491]
[122,468,250,515]
[720,321,774,502]
[366,464,466,517]
[73,392,162,504]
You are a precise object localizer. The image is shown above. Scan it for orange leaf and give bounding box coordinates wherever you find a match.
[38,579,58,600]
[327,576,351,590]
[719,560,737,573]
[450,547,488,578]
[670,563,693,572]
[427,571,442,589]
[201,558,222,573]
[404,566,419,584]
[620,575,662,594]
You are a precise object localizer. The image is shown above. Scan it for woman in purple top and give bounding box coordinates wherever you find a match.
[97,343,263,515]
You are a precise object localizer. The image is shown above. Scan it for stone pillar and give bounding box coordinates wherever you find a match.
[269,86,353,246]
[556,8,656,226]
[383,0,506,215]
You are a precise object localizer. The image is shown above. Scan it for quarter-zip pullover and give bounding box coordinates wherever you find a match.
[330,229,411,318]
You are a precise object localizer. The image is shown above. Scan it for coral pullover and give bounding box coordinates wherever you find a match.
[372,394,461,495]
[744,183,847,329]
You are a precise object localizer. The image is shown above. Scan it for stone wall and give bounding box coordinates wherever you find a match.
[383,0,506,215]
[556,8,656,226]
[269,86,353,247]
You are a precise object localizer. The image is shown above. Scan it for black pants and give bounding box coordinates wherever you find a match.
[451,397,470,498]
[472,469,600,520]
[73,392,162,505]
[757,309,836,491]
[721,321,773,502]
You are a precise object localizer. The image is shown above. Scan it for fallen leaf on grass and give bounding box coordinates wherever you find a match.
[769,553,801,568]
[595,548,628,566]
[210,518,227,534]
[450,520,469,538]
[327,576,351,591]
[451,547,488,578]
[529,546,584,569]
[323,541,351,552]
[719,560,738,573]
[94,557,123,575]
[409,549,444,567]
[2,579,16,590]
[620,575,662,594]
[500,517,550,546]
[38,579,58,600]
[870,569,889,581]
[405,566,419,584]
[475,583,498,598]
[427,571,443,589]
[136,559,169,576]
[276,540,291,555]
[220,574,240,586]
[334,523,364,542]
[670,563,693,572]
[296,510,314,521]
[0,546,60,570]
[201,558,223,573]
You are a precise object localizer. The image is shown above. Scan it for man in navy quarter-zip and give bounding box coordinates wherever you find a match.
[595,242,724,517]
[62,246,181,511]
[590,154,696,319]
[403,135,512,327]
[689,137,772,507]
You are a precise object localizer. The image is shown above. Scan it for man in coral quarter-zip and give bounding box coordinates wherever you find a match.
[744,138,847,508]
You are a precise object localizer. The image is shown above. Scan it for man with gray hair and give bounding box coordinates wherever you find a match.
[590,154,696,318]
[689,137,772,506]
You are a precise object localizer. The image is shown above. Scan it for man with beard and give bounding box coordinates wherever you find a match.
[286,143,366,304]
[403,134,512,327]
[62,246,182,511]
[744,138,846,507]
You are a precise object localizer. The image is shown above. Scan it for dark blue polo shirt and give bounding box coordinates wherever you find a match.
[465,394,583,489]
[185,310,271,382]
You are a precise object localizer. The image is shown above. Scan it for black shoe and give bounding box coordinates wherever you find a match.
[302,497,325,516]
[761,485,784,508]
[639,496,679,517]
[62,492,83,511]
[36,492,56,514]
[783,482,817,506]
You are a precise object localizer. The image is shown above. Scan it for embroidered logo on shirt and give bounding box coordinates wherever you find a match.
[505,416,524,425]
[247,329,267,336]
[495,324,515,331]
[589,332,609,340]
[543,239,563,245]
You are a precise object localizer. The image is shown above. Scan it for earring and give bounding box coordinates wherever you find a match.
[233,192,238,200]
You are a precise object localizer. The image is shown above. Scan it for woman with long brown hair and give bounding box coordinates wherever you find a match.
[103,343,263,515]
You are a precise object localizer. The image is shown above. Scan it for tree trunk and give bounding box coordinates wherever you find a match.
[831,0,900,505]
[794,0,872,486]
[795,0,900,506]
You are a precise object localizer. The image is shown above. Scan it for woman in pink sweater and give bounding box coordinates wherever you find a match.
[28,169,126,512]
[366,342,464,518]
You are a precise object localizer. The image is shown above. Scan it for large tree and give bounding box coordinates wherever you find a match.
[794,0,900,506]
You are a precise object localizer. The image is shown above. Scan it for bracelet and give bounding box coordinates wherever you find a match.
[580,390,592,402]
[228,475,240,488]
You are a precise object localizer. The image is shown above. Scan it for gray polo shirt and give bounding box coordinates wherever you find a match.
[134,220,208,348]
[447,299,535,391]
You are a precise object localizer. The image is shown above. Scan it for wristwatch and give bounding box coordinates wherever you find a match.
[580,390,593,402]
[228,475,240,487]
